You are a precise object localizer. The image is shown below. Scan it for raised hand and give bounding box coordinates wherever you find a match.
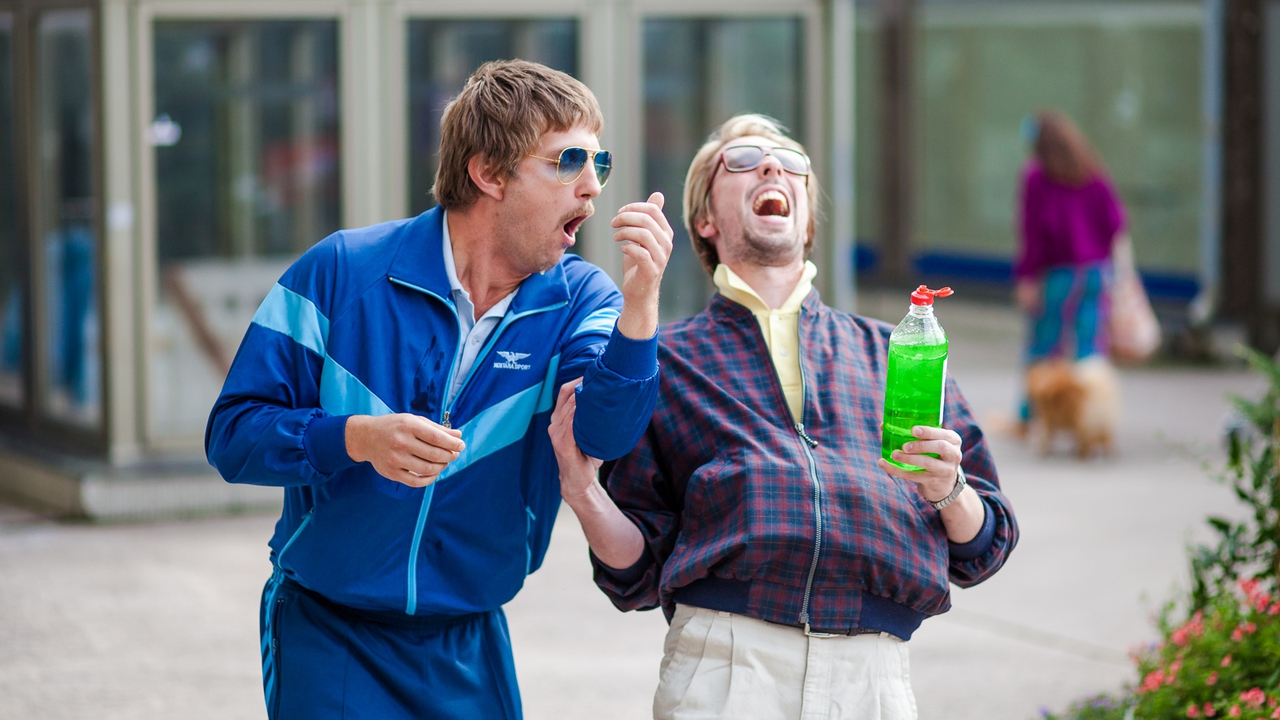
[611,192,674,339]
[345,414,465,488]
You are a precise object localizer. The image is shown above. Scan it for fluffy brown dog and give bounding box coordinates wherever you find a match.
[1025,356,1119,458]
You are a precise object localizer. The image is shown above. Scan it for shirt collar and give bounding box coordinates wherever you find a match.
[713,261,818,314]
[442,210,464,296]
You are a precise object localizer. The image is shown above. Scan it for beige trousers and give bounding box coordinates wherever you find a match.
[653,604,918,720]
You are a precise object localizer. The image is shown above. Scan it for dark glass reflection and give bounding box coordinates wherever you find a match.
[0,14,21,408]
[407,19,578,216]
[150,20,340,440]
[644,18,804,322]
[37,10,99,427]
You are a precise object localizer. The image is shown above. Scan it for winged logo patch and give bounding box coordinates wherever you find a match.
[494,351,533,370]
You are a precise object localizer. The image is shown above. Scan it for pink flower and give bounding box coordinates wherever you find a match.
[1242,689,1267,709]
[1188,705,1201,717]
[1222,654,1233,668]
[1269,603,1280,616]
[1229,705,1242,717]
[1173,627,1192,646]
[1141,670,1166,693]
[1232,626,1245,642]
[1239,578,1272,611]
[1208,672,1219,686]
[1271,707,1280,719]
[1205,703,1217,717]
[1244,622,1257,634]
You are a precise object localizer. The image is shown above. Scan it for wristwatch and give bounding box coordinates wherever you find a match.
[929,468,967,511]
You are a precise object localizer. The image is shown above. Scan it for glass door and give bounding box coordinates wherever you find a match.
[34,7,101,431]
[147,19,342,442]
[642,16,806,322]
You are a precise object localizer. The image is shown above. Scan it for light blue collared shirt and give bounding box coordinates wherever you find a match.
[442,211,517,406]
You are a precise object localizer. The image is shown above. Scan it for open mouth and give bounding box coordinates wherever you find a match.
[563,215,587,240]
[753,189,791,217]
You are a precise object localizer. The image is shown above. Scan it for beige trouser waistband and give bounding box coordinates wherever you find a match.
[654,604,918,720]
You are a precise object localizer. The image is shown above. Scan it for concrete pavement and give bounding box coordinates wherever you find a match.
[0,297,1262,719]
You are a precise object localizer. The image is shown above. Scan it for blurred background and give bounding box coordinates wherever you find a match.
[0,0,1275,717]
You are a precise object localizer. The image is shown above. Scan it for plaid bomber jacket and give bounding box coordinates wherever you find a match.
[592,290,1019,640]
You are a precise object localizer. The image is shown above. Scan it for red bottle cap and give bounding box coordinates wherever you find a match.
[910,285,954,306]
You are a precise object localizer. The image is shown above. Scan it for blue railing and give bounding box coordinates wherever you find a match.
[853,245,1200,303]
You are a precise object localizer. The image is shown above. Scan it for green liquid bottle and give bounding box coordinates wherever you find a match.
[882,286,953,472]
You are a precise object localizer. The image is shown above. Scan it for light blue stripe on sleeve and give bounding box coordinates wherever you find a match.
[436,354,562,482]
[571,307,619,339]
[252,283,330,357]
[320,356,394,417]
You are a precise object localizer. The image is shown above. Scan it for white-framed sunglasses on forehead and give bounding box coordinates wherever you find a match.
[719,144,811,177]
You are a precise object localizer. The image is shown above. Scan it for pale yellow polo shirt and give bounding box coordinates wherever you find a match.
[712,261,818,423]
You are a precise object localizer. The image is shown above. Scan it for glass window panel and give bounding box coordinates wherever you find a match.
[856,4,1202,278]
[407,19,578,216]
[37,10,100,428]
[0,13,21,408]
[150,20,340,441]
[643,18,804,322]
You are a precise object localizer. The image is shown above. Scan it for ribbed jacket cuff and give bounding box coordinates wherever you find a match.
[304,414,358,475]
[594,544,654,585]
[949,497,996,561]
[600,324,658,380]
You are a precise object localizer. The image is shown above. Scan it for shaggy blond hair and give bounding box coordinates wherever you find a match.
[682,114,819,276]
[433,60,604,209]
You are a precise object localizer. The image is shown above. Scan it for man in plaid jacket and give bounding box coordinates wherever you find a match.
[549,114,1018,719]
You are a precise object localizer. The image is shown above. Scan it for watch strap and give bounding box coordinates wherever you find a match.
[930,468,967,511]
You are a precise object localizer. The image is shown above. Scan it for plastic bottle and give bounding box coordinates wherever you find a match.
[882,286,953,471]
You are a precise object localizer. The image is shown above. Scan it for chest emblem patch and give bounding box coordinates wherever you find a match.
[494,351,532,370]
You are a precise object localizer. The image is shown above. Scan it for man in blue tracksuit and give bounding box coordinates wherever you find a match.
[205,60,672,719]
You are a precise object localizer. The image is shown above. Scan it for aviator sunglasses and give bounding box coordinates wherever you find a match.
[720,145,811,177]
[527,147,613,187]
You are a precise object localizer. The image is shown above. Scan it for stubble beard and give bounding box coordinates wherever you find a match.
[737,223,805,268]
[499,194,594,276]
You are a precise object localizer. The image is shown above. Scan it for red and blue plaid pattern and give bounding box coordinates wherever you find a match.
[594,292,1019,634]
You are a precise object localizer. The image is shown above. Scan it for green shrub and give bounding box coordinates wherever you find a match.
[1040,347,1280,720]
[1130,580,1280,718]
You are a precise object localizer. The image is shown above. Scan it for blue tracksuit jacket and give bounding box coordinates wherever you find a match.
[206,207,658,617]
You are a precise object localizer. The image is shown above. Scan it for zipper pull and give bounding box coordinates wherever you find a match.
[441,411,451,429]
[794,422,818,448]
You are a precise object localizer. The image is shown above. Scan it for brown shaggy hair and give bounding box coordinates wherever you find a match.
[1034,111,1104,186]
[683,114,820,276]
[432,60,604,209]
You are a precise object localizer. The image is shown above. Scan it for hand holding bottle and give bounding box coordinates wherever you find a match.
[877,425,963,502]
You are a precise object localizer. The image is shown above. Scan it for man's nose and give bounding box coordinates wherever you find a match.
[756,152,785,178]
[577,164,603,199]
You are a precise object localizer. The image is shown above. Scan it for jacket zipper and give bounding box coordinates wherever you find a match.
[795,421,831,636]
[390,275,567,614]
[740,303,830,635]
[776,306,831,637]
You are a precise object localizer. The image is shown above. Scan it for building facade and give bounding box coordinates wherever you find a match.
[0,0,856,517]
[1,0,1270,517]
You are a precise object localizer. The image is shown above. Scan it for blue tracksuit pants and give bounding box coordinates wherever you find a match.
[260,575,523,719]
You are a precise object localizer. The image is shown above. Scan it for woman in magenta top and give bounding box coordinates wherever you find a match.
[1015,111,1126,419]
